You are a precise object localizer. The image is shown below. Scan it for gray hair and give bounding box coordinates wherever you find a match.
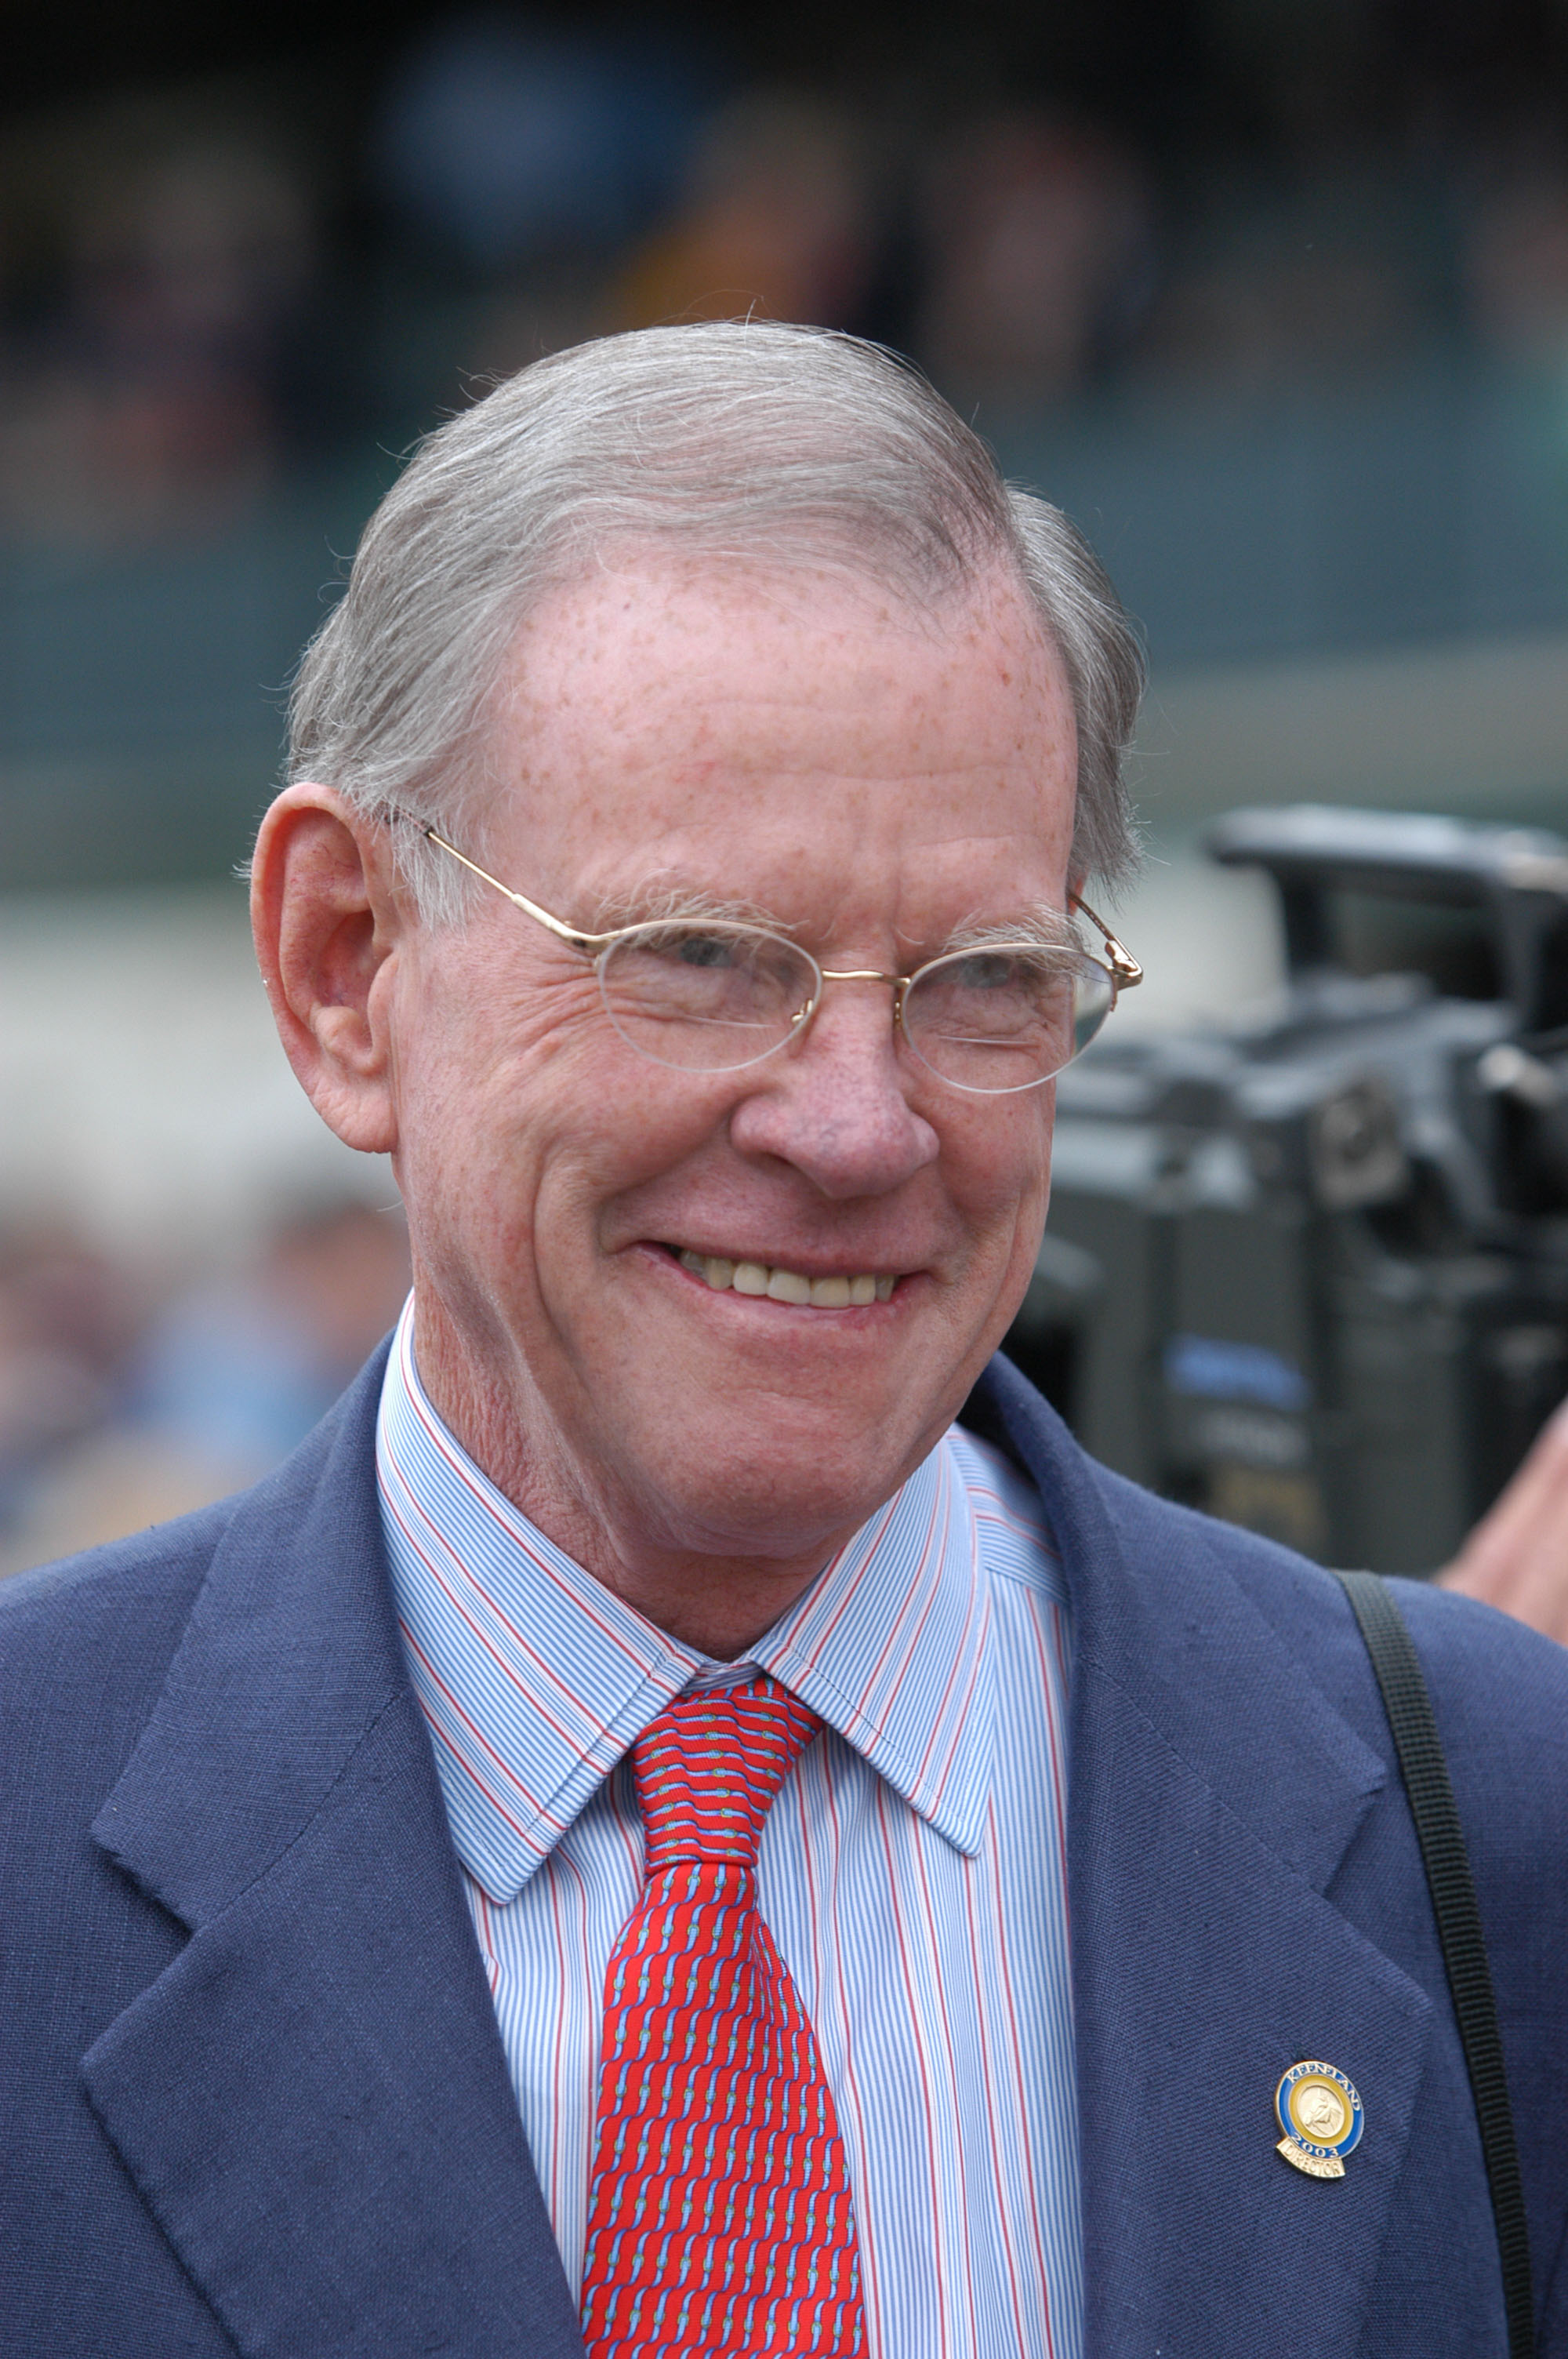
[288,321,1144,922]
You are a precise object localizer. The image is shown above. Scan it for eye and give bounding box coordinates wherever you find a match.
[944,948,1073,992]
[673,932,740,970]
[951,951,1030,989]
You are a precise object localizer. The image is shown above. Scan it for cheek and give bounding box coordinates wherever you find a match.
[940,1090,1054,1231]
[384,966,588,1254]
[392,958,608,1161]
[434,1038,741,1280]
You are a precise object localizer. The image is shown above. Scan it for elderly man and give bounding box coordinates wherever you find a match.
[4,324,1567,2359]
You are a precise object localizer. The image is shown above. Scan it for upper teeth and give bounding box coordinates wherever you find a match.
[677,1251,895,1307]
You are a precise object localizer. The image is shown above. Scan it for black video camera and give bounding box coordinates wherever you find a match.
[1006,805,1568,1572]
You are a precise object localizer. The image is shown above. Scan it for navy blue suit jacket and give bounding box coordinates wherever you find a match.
[4,1347,1567,2357]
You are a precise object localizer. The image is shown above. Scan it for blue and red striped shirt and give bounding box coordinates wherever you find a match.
[377,1302,1081,2359]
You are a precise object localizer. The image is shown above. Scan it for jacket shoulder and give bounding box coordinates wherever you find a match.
[0,1501,239,1811]
[978,1349,1568,1824]
[0,1344,393,1791]
[1098,1434,1568,1779]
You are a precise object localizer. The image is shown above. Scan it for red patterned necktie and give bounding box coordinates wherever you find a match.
[578,1675,866,2359]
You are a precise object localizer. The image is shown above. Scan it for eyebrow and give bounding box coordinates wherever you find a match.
[941,905,1081,958]
[590,878,1083,962]
[586,880,791,932]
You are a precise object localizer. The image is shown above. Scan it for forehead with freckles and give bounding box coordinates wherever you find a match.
[474,554,1079,941]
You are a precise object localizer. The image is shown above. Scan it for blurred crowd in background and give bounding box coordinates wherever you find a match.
[0,1200,409,1575]
[2,2,1568,546]
[4,0,1568,1579]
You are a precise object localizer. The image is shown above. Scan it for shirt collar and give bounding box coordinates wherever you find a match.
[376,1301,999,1903]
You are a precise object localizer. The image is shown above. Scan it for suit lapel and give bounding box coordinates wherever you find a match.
[84,1355,584,2359]
[980,1357,1440,2359]
[85,1338,1454,2357]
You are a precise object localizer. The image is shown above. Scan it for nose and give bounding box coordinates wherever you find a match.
[727,978,942,1199]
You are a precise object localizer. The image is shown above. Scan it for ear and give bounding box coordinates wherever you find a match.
[250,785,408,1154]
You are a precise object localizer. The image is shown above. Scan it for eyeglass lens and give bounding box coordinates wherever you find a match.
[597,925,1116,1092]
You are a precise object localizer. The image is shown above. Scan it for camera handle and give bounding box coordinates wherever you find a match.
[1207,805,1568,1035]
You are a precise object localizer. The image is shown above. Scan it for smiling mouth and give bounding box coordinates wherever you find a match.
[666,1247,898,1307]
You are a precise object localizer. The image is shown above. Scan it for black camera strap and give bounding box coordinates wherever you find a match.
[1332,1568,1534,2359]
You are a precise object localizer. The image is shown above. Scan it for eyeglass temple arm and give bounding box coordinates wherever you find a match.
[421,821,1142,990]
[419,827,615,953]
[1069,892,1143,990]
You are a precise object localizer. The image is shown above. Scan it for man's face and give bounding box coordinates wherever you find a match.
[387,555,1078,1574]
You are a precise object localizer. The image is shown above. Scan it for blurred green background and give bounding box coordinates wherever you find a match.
[5,0,1567,889]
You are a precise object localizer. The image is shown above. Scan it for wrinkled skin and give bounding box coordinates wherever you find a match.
[252,556,1080,1652]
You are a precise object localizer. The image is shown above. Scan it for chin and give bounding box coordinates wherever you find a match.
[666,1477,893,1567]
[625,1394,934,1555]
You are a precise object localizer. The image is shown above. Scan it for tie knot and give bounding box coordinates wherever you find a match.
[633,1675,819,1873]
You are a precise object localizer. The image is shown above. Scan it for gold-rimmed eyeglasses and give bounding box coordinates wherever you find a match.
[417,823,1142,1096]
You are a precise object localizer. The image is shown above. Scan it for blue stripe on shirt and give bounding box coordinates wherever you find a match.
[377,1299,1080,2359]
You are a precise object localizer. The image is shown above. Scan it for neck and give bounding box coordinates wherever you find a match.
[408,1291,851,1659]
